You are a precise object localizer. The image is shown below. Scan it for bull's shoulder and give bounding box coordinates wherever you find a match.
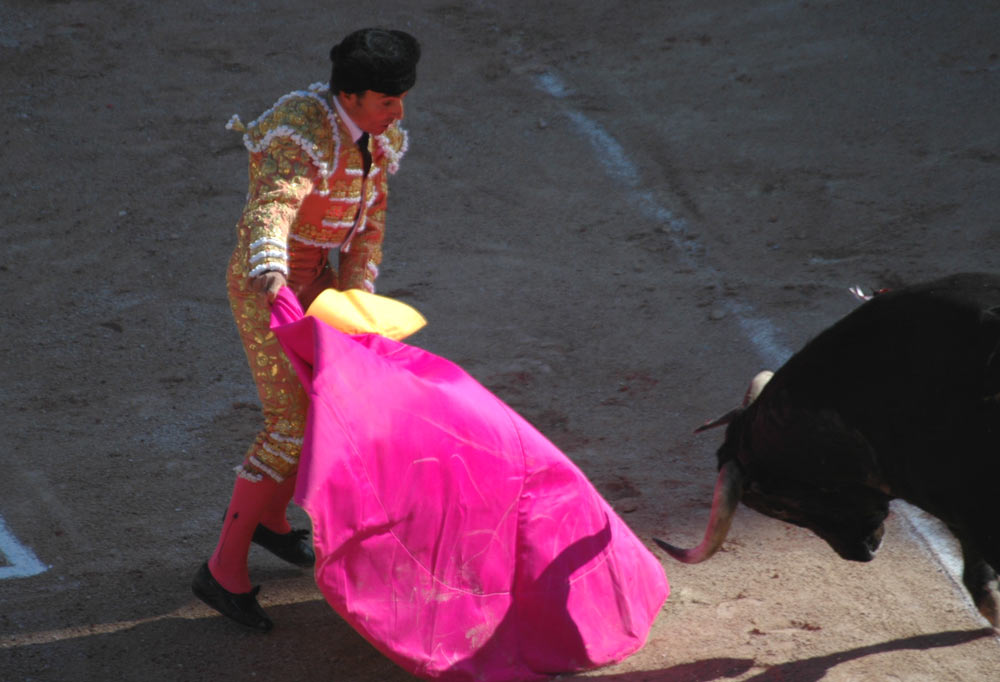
[789,273,1000,368]
[762,272,1000,449]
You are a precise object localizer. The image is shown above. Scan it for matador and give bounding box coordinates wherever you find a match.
[226,80,408,483]
[192,28,420,631]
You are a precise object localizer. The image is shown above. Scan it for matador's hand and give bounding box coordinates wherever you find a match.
[251,271,288,304]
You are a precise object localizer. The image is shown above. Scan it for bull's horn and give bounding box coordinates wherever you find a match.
[743,370,774,406]
[694,371,773,434]
[693,408,740,433]
[654,460,744,563]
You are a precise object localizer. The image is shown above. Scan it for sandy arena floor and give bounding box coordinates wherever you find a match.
[2,1,999,680]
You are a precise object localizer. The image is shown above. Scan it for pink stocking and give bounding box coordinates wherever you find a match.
[208,475,278,593]
[258,475,297,535]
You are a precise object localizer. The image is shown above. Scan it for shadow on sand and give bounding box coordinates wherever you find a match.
[579,628,996,681]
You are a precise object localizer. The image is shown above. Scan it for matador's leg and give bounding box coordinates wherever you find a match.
[229,280,308,485]
[206,267,312,595]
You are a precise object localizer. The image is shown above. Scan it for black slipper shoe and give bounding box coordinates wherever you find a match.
[191,562,273,632]
[252,525,316,567]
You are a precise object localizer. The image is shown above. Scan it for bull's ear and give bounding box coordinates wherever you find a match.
[694,408,741,433]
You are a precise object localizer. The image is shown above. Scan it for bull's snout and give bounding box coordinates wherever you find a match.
[824,522,885,562]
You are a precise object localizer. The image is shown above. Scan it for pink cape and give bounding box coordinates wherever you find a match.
[270,288,668,680]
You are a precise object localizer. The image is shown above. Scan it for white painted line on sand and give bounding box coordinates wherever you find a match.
[537,71,791,367]
[0,514,48,579]
[534,68,969,611]
[894,501,967,598]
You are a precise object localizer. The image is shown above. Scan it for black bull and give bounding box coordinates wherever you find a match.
[655,272,1000,625]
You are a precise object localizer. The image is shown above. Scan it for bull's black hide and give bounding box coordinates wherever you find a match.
[660,272,1000,625]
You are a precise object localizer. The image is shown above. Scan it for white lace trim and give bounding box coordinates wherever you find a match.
[270,432,304,445]
[249,249,288,265]
[246,456,283,482]
[234,83,342,187]
[262,440,298,465]
[321,217,355,229]
[234,465,264,483]
[249,262,289,277]
[250,237,287,251]
[288,233,344,249]
[377,127,408,175]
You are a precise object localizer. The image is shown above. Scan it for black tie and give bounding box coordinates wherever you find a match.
[358,132,372,175]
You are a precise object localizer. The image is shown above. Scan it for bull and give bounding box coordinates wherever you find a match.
[655,272,1000,624]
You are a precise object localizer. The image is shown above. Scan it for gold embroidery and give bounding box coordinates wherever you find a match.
[224,85,408,480]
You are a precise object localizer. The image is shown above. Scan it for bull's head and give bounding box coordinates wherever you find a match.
[655,370,890,564]
[738,470,889,562]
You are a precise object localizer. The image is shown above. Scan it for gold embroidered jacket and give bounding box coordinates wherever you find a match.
[228,82,408,293]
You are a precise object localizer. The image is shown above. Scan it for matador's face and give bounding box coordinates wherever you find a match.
[339,90,408,136]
